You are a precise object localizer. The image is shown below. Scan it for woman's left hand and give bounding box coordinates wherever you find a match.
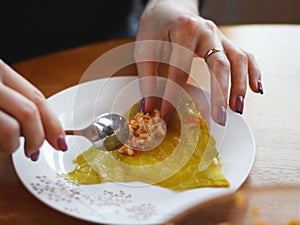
[135,0,263,126]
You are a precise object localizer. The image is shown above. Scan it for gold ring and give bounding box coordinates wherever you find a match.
[204,47,225,62]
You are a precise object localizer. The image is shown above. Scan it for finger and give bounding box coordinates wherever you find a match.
[160,17,198,121]
[0,110,20,154]
[39,98,68,151]
[1,61,67,151]
[246,52,264,94]
[196,31,230,126]
[206,53,230,126]
[135,41,160,113]
[136,61,159,113]
[221,38,248,114]
[0,84,44,157]
[184,84,210,124]
[161,45,193,119]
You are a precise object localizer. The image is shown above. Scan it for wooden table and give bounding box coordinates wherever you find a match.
[1,24,300,225]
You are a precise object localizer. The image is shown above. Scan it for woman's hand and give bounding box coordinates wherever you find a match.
[0,60,67,161]
[135,0,263,125]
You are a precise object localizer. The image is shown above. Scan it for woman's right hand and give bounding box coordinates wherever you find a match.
[0,59,67,161]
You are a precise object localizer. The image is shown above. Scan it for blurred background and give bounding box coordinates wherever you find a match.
[1,0,300,64]
[202,0,300,24]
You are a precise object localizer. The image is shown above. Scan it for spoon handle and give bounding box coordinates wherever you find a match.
[65,125,103,141]
[64,130,86,136]
[64,130,76,135]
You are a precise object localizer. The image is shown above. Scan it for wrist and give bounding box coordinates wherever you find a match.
[145,0,199,15]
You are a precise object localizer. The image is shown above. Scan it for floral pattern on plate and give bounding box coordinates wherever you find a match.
[30,175,157,221]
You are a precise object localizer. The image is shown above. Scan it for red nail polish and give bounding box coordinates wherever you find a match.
[163,110,174,127]
[138,98,145,112]
[217,106,227,126]
[57,135,68,151]
[258,80,264,94]
[235,95,244,114]
[30,151,40,161]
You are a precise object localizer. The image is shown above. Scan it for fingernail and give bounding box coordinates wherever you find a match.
[138,98,145,112]
[163,110,174,127]
[57,135,68,151]
[258,80,264,94]
[30,150,40,161]
[235,95,244,114]
[217,106,227,126]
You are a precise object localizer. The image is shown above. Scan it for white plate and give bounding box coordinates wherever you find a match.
[12,76,255,225]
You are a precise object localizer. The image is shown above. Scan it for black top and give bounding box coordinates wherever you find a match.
[0,1,205,64]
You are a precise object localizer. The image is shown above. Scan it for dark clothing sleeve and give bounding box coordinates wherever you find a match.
[199,0,205,9]
[1,1,133,63]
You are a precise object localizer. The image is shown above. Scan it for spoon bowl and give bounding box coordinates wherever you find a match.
[65,113,130,151]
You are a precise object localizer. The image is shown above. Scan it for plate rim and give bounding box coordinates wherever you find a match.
[12,76,255,224]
